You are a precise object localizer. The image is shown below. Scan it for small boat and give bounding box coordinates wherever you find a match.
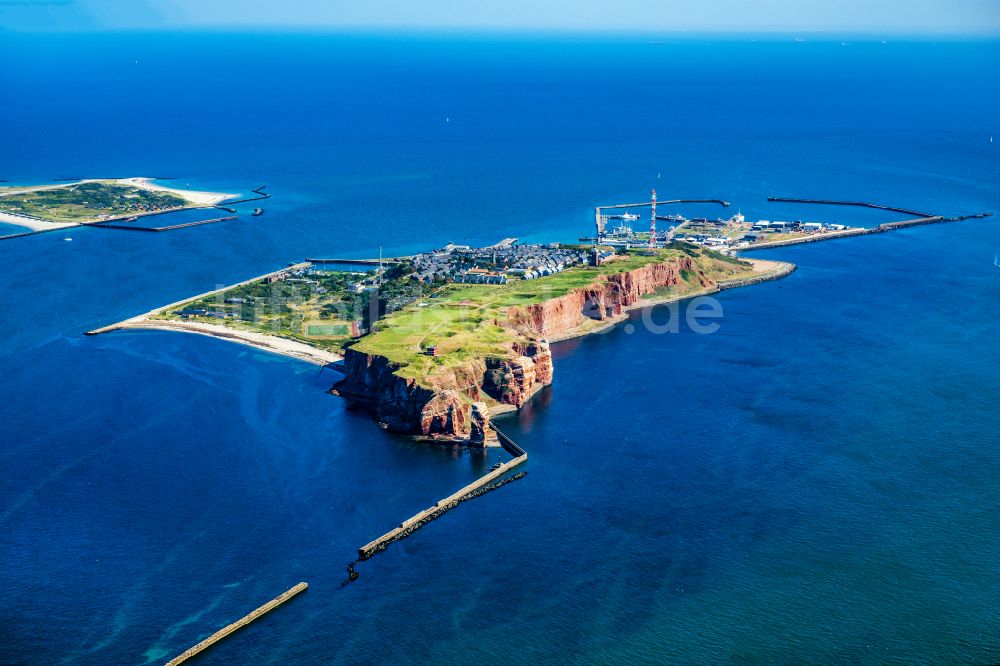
[621,211,639,221]
[252,208,264,217]
[63,236,73,242]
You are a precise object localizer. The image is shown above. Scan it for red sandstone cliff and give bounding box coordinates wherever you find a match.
[506,256,702,338]
[333,255,700,439]
[334,341,552,438]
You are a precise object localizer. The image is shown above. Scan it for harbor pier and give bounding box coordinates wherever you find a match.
[307,257,402,266]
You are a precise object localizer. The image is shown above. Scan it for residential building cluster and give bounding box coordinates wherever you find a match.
[408,243,589,284]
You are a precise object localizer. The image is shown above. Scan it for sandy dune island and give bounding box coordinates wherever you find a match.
[0,178,238,234]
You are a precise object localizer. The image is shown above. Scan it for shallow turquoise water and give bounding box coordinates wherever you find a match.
[0,32,998,664]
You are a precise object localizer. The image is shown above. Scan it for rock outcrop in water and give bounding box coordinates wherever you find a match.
[334,342,551,438]
[334,254,708,439]
[468,401,491,447]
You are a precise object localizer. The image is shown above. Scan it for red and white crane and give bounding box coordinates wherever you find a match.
[648,188,657,248]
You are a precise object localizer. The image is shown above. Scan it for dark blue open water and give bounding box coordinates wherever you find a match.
[1,32,998,664]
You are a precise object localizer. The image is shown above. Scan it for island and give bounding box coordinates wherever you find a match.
[86,191,991,444]
[88,240,792,442]
[0,177,236,237]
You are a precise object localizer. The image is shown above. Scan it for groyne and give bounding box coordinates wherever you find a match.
[357,426,528,561]
[164,582,307,666]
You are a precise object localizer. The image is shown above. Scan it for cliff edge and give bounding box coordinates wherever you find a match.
[333,249,750,440]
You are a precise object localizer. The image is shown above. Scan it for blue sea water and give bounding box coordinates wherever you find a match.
[1,31,998,664]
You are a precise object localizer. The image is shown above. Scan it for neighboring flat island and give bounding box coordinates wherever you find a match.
[0,177,237,236]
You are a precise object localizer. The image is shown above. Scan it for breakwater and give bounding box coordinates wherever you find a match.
[91,214,238,232]
[357,426,528,561]
[0,229,46,241]
[0,210,76,240]
[739,215,989,251]
[601,197,731,209]
[766,196,935,218]
[77,203,223,228]
[164,582,308,666]
[717,261,797,289]
[220,185,270,206]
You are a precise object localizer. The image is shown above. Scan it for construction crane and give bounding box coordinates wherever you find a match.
[648,189,657,248]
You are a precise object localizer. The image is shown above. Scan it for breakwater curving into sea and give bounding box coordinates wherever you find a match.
[766,196,936,218]
[717,261,798,288]
[356,426,529,561]
[219,185,271,206]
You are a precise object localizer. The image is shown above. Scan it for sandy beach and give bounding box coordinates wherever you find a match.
[118,177,237,205]
[0,211,78,234]
[84,261,335,366]
[87,258,792,369]
[111,319,343,367]
[0,177,233,204]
